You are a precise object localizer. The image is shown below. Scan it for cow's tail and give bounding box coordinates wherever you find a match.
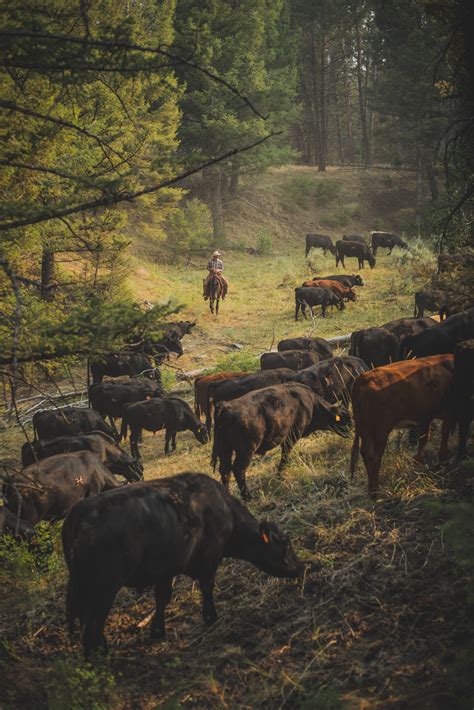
[211,403,224,471]
[349,425,360,480]
[194,379,202,418]
[413,292,420,317]
[87,358,91,406]
[32,415,39,442]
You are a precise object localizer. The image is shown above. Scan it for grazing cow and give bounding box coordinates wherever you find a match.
[350,317,436,367]
[121,398,208,458]
[335,240,376,269]
[295,287,342,320]
[89,353,159,384]
[303,279,357,302]
[89,379,164,437]
[212,383,350,500]
[194,372,250,423]
[312,274,364,288]
[400,308,474,359]
[164,320,196,339]
[305,234,336,257]
[62,473,303,657]
[5,451,122,526]
[33,407,116,442]
[414,288,450,319]
[371,231,407,255]
[260,350,322,371]
[128,333,183,359]
[437,254,474,273]
[350,355,454,495]
[295,356,368,405]
[277,337,333,359]
[208,369,298,428]
[452,339,474,460]
[1,505,35,538]
[21,432,142,481]
[343,234,367,245]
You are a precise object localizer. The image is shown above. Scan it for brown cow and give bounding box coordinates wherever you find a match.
[350,355,454,495]
[194,372,250,420]
[302,279,357,302]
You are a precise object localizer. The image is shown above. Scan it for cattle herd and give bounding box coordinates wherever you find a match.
[1,236,473,660]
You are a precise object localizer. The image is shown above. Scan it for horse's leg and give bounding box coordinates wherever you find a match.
[216,296,219,315]
[209,296,214,314]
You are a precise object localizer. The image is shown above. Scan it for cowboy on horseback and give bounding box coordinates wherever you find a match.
[203,250,228,301]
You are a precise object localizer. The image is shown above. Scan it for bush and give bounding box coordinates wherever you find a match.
[47,657,117,710]
[256,232,273,256]
[165,199,213,261]
[211,351,260,373]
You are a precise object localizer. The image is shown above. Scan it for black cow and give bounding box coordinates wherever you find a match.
[207,369,297,430]
[295,356,368,405]
[128,333,183,359]
[371,231,407,255]
[5,451,122,526]
[1,505,35,538]
[294,287,342,320]
[89,353,159,384]
[452,339,474,460]
[212,383,350,499]
[121,398,208,458]
[312,274,364,287]
[400,308,474,359]
[277,337,333,359]
[89,379,164,437]
[335,241,376,270]
[350,317,436,367]
[343,234,367,245]
[62,472,302,657]
[382,316,437,340]
[260,350,322,371]
[414,288,450,319]
[305,234,336,257]
[164,320,196,339]
[21,432,142,481]
[33,407,116,442]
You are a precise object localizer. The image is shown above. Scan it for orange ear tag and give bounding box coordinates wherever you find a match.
[335,415,341,422]
[262,532,270,544]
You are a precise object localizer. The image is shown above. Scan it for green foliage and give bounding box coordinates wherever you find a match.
[211,351,260,373]
[46,657,117,710]
[166,199,213,260]
[322,203,360,228]
[256,232,273,256]
[0,522,62,579]
[298,686,346,709]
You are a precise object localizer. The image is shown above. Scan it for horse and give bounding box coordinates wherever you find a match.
[209,273,224,315]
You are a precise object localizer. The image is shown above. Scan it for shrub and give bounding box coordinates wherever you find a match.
[165,199,213,261]
[47,657,117,710]
[256,232,273,256]
[211,351,260,373]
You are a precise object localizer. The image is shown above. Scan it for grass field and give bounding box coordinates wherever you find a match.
[1,168,472,710]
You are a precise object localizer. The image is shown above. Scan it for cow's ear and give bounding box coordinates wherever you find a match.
[259,521,272,544]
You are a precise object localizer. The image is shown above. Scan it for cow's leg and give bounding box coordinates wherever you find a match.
[388,247,393,255]
[278,436,297,472]
[130,429,141,460]
[439,414,454,462]
[232,449,253,500]
[360,433,387,496]
[108,416,120,439]
[321,303,326,318]
[218,447,233,491]
[82,590,116,658]
[199,569,218,626]
[150,578,173,640]
[171,431,177,451]
[414,422,431,463]
[164,428,172,454]
[295,300,300,321]
[457,413,471,461]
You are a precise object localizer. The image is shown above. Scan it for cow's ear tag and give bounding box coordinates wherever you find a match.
[262,532,270,544]
[335,415,341,422]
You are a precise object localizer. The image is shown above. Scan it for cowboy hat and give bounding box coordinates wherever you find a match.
[212,250,222,257]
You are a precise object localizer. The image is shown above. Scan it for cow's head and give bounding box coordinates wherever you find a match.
[252,521,303,579]
[347,288,357,302]
[310,398,352,436]
[368,254,376,269]
[352,275,364,286]
[195,423,209,445]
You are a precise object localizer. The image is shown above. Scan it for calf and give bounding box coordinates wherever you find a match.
[5,451,122,526]
[303,279,356,302]
[295,287,342,320]
[212,383,350,499]
[295,356,368,405]
[305,233,336,257]
[343,234,367,245]
[452,339,474,460]
[312,274,364,288]
[335,240,376,269]
[414,288,450,319]
[260,350,321,371]
[164,320,196,339]
[128,333,183,359]
[277,337,333,359]
[89,353,159,383]
[371,231,407,255]
[122,398,208,458]
[62,473,303,657]
[89,379,164,437]
[33,407,115,442]
[194,372,250,423]
[21,432,142,481]
[350,355,454,494]
[400,308,474,358]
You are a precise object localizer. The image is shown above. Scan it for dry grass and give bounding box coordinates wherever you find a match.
[0,166,470,709]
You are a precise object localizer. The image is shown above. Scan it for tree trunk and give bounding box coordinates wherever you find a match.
[356,27,370,166]
[333,82,344,163]
[415,147,423,233]
[310,24,321,168]
[41,248,55,301]
[209,168,226,244]
[318,36,327,172]
[424,152,439,202]
[229,158,240,196]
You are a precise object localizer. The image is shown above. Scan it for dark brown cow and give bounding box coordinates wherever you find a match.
[350,317,436,367]
[277,337,333,358]
[194,372,250,421]
[335,240,376,269]
[343,234,367,245]
[260,350,321,371]
[414,288,450,319]
[452,339,474,460]
[350,355,454,495]
[371,232,407,255]
[303,279,357,302]
[212,383,351,499]
[33,407,116,441]
[312,274,364,287]
[305,233,336,257]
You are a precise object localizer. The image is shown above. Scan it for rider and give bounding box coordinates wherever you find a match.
[203,250,228,300]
